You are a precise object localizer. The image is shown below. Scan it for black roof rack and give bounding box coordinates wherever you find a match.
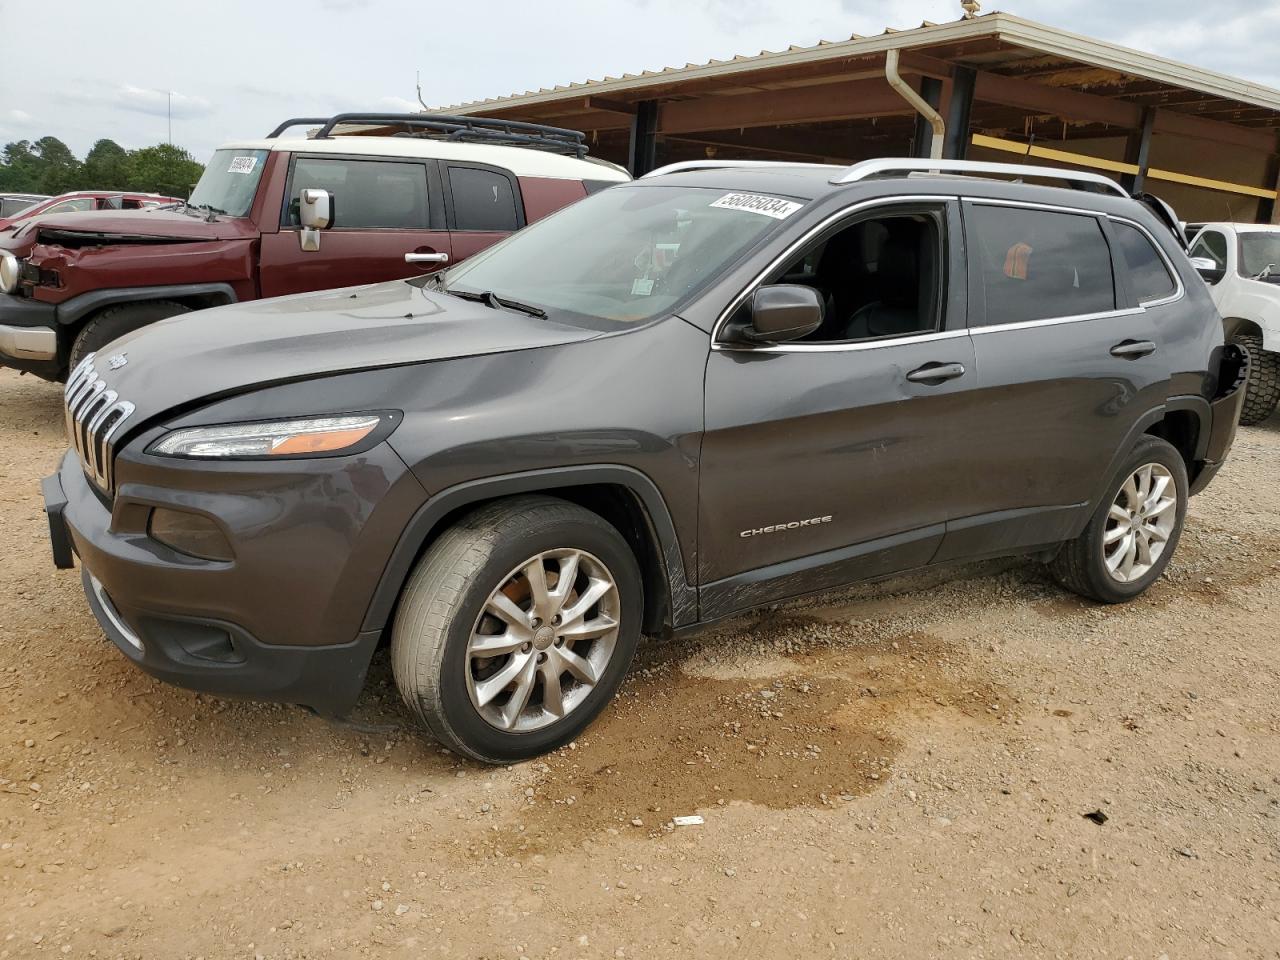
[266,113,588,159]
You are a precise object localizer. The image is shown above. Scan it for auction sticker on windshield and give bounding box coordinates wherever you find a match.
[227,156,259,175]
[709,193,803,220]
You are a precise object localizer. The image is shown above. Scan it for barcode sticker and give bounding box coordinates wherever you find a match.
[227,156,258,175]
[710,193,803,220]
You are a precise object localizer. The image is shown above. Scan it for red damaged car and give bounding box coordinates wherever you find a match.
[0,113,629,379]
[0,190,180,230]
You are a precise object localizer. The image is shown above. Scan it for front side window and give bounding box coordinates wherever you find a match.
[969,204,1115,327]
[286,157,429,229]
[1239,232,1280,281]
[1112,221,1176,303]
[189,149,269,217]
[763,210,943,343]
[441,184,804,325]
[1189,230,1228,269]
[449,166,519,232]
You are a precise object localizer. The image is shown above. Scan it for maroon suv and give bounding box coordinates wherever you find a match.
[0,113,629,379]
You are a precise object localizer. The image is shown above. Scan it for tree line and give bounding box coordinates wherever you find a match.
[0,137,206,199]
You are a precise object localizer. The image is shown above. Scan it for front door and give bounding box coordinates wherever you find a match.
[259,154,452,298]
[936,201,1173,562]
[698,200,981,619]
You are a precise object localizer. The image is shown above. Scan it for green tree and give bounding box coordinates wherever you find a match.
[32,136,81,195]
[80,138,129,190]
[0,140,40,192]
[124,143,204,198]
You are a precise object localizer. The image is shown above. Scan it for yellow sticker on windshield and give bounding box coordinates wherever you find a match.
[710,193,803,220]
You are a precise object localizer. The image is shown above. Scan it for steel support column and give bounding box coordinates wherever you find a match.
[628,100,658,176]
[911,77,945,158]
[942,66,975,160]
[1121,107,1157,194]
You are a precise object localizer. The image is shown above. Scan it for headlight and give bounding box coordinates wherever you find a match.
[149,414,391,459]
[0,253,19,293]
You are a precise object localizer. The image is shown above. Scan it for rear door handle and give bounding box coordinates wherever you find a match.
[405,251,449,264]
[906,361,966,384]
[1110,339,1156,360]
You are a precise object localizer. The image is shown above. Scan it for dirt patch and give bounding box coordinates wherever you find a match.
[481,629,1004,854]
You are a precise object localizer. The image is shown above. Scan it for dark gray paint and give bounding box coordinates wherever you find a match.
[46,167,1244,716]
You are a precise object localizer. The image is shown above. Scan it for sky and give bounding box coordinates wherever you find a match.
[2,0,1278,163]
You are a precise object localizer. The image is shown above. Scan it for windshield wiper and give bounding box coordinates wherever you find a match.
[449,288,546,318]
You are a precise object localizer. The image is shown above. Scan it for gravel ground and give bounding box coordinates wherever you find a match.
[1,365,1278,959]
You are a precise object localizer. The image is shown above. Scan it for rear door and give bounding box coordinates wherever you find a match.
[938,200,1172,561]
[443,162,525,263]
[259,154,452,298]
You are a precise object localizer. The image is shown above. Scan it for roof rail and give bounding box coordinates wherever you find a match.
[831,158,1128,197]
[640,160,833,179]
[266,113,589,159]
[267,118,335,138]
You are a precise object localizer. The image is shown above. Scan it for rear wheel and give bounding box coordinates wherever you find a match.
[1050,435,1187,603]
[69,300,191,369]
[391,496,642,763]
[1230,333,1280,426]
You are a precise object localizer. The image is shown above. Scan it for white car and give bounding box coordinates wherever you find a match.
[1188,222,1280,424]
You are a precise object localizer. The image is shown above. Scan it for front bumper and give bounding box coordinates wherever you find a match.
[42,445,423,716]
[0,293,60,377]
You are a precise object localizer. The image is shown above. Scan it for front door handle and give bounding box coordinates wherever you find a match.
[906,361,966,385]
[405,252,449,264]
[1110,339,1156,360]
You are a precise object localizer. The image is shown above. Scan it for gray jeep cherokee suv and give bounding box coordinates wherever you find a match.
[43,158,1247,762]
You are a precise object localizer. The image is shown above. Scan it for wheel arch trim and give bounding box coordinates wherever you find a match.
[361,464,698,636]
[55,283,238,326]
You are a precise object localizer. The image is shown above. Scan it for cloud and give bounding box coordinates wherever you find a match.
[8,109,33,123]
[59,84,214,120]
[379,95,422,112]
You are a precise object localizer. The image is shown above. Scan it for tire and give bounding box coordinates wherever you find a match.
[1231,333,1280,426]
[1050,435,1188,604]
[391,495,643,763]
[69,300,191,370]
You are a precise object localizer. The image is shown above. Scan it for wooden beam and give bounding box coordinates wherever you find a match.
[657,76,911,134]
[582,96,636,115]
[973,69,1279,154]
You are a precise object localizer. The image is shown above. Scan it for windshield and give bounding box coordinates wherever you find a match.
[187,149,269,217]
[1240,232,1280,281]
[441,185,806,324]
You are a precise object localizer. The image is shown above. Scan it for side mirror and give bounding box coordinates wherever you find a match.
[1190,256,1225,285]
[733,284,824,344]
[299,188,332,252]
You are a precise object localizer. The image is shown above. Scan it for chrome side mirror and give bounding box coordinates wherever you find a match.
[1189,256,1225,285]
[299,188,332,252]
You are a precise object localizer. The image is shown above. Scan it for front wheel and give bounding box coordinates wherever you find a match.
[1050,435,1188,603]
[391,496,642,763]
[69,300,191,370]
[1230,333,1280,426]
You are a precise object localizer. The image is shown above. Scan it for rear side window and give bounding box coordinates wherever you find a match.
[969,205,1116,327]
[287,157,429,229]
[1112,221,1176,303]
[448,166,519,231]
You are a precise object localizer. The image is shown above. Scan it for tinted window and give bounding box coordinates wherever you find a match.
[287,157,428,229]
[1113,221,1176,302]
[449,166,519,231]
[1189,230,1228,268]
[970,205,1115,327]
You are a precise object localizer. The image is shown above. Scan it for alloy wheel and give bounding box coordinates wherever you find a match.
[466,549,621,732]
[1102,462,1178,583]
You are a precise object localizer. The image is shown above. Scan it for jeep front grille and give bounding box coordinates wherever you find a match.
[64,354,135,494]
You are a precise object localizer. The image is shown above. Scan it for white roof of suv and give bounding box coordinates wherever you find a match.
[220,135,631,182]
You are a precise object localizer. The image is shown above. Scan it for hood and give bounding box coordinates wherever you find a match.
[89,279,604,427]
[8,209,253,249]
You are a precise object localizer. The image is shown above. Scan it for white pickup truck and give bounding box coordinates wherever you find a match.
[1188,223,1280,424]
